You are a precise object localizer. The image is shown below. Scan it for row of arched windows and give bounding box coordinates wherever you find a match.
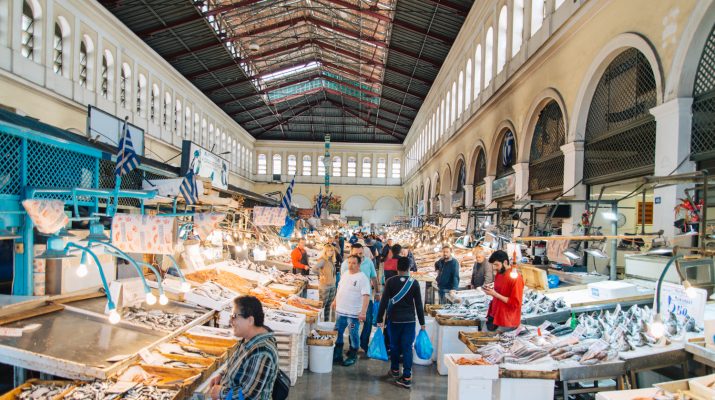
[256,154,401,179]
[407,0,568,175]
[13,0,253,176]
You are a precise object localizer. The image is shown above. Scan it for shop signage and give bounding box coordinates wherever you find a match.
[88,106,145,155]
[181,140,230,190]
[655,282,707,324]
[474,184,486,206]
[492,174,515,199]
[297,208,314,219]
[253,206,288,226]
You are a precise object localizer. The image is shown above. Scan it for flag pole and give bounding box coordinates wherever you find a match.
[110,117,129,217]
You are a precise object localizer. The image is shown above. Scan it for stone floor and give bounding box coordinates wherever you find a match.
[289,355,448,400]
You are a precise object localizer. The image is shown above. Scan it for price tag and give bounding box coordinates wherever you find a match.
[0,327,23,337]
[572,325,585,338]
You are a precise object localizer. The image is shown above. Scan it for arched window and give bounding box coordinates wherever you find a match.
[302,155,311,176]
[377,158,386,178]
[392,158,401,178]
[101,51,113,99]
[456,161,466,207]
[445,92,451,129]
[531,0,544,36]
[458,72,464,117]
[257,154,267,174]
[529,101,565,193]
[317,156,326,176]
[484,28,494,86]
[474,44,482,97]
[194,113,200,141]
[136,74,146,117]
[150,84,159,123]
[347,157,357,177]
[332,156,342,176]
[21,1,37,60]
[451,81,457,124]
[361,157,371,178]
[163,92,170,129]
[79,40,88,87]
[439,100,445,135]
[512,0,524,56]
[120,64,130,109]
[201,118,207,139]
[184,107,191,136]
[692,24,715,160]
[52,22,64,75]
[584,49,657,184]
[209,124,214,147]
[496,130,516,178]
[497,6,508,73]
[465,59,472,109]
[174,100,181,136]
[474,148,487,186]
[287,154,297,175]
[272,154,282,175]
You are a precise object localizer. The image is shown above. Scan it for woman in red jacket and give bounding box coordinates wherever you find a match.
[483,250,524,332]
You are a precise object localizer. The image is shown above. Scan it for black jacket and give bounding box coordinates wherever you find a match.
[434,257,460,291]
[376,275,426,325]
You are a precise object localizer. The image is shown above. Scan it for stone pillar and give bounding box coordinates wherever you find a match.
[560,141,586,235]
[445,190,455,214]
[650,98,696,238]
[484,175,495,207]
[513,162,530,200]
[464,185,475,208]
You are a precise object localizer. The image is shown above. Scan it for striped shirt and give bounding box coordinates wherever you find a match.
[220,330,279,400]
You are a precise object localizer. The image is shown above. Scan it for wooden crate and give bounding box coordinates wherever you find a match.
[518,264,548,290]
[0,379,75,400]
[435,315,480,326]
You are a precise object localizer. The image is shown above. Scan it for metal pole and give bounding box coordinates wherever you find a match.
[641,189,646,235]
[610,202,618,281]
[701,171,708,253]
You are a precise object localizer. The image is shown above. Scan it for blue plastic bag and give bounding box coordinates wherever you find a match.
[547,274,560,289]
[371,302,380,326]
[414,329,433,360]
[367,328,389,361]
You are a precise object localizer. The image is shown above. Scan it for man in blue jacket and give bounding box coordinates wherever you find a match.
[434,246,460,303]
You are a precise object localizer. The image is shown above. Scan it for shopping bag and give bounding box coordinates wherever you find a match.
[372,302,380,326]
[414,329,433,360]
[367,328,389,361]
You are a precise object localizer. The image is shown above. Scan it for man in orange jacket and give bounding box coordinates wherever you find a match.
[291,238,310,275]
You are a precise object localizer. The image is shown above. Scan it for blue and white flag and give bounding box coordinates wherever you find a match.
[314,187,323,218]
[180,170,199,205]
[280,176,295,209]
[115,117,140,177]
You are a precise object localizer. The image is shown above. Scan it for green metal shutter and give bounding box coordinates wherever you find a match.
[529,100,565,194]
[691,24,715,161]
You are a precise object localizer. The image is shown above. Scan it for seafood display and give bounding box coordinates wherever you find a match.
[123,386,178,400]
[121,307,205,331]
[189,282,236,303]
[437,287,569,321]
[521,289,568,315]
[185,269,254,294]
[453,356,492,366]
[66,381,177,400]
[16,382,72,400]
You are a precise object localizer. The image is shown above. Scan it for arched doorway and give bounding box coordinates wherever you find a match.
[692,23,715,170]
[473,148,487,207]
[529,100,566,198]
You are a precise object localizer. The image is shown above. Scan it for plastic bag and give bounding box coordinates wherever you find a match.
[372,302,380,326]
[414,329,433,360]
[367,328,389,361]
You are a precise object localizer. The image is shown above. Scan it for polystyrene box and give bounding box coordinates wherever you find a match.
[690,374,715,399]
[494,378,555,400]
[445,354,499,380]
[437,325,479,375]
[587,280,638,299]
[447,374,493,400]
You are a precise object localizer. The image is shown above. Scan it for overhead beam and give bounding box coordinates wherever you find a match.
[330,100,405,140]
[206,59,317,93]
[254,105,316,138]
[392,19,453,44]
[218,73,322,107]
[424,0,471,16]
[387,45,442,68]
[318,0,391,22]
[323,88,379,109]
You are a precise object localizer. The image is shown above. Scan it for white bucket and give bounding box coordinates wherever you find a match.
[309,344,334,374]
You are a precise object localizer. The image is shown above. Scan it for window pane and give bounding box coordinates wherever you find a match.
[361,157,371,178]
[333,157,342,176]
[258,154,267,174]
[347,157,356,177]
[287,155,296,175]
[273,154,282,175]
[302,155,311,176]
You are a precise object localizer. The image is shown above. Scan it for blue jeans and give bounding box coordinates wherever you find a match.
[335,314,361,350]
[388,322,416,378]
[360,300,374,352]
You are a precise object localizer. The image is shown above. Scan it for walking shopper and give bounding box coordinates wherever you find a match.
[209,296,279,400]
[434,246,460,303]
[469,252,494,289]
[483,250,525,332]
[332,255,370,366]
[312,244,337,321]
[376,258,426,389]
[402,246,418,272]
[382,244,402,281]
[290,238,310,276]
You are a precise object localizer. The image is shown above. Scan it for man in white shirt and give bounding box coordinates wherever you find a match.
[332,254,370,366]
[339,243,379,352]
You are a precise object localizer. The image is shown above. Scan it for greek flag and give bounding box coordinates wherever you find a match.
[280,176,295,209]
[180,170,199,205]
[314,188,323,218]
[115,118,140,176]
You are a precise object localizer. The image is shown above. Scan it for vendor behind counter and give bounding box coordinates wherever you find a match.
[483,250,525,332]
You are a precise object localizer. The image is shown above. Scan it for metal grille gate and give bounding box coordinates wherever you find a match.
[529,100,565,194]
[692,23,715,161]
[496,130,515,178]
[584,48,657,184]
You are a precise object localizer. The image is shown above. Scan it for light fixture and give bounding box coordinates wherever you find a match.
[647,236,672,255]
[181,281,191,293]
[146,292,157,305]
[36,235,74,259]
[108,309,121,324]
[649,313,665,338]
[677,225,699,237]
[683,280,698,299]
[602,211,619,221]
[86,221,110,241]
[159,293,169,305]
[77,252,89,277]
[0,221,20,240]
[88,240,154,307]
[509,267,519,279]
[562,243,582,261]
[52,227,76,238]
[583,241,609,259]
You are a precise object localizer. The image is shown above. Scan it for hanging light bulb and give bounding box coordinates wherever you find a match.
[76,252,89,278]
[510,267,519,279]
[146,292,157,305]
[467,251,474,257]
[108,309,121,324]
[649,313,665,338]
[181,281,191,293]
[683,280,698,299]
[159,293,169,305]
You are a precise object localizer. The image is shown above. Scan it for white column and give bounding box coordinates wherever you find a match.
[650,98,696,238]
[464,185,475,208]
[445,190,455,214]
[513,162,530,200]
[484,175,495,207]
[560,141,586,234]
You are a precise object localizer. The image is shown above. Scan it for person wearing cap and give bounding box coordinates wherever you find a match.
[483,250,524,332]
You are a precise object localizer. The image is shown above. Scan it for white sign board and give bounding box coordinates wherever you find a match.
[253,206,287,226]
[87,106,144,155]
[181,140,229,190]
[654,282,707,325]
